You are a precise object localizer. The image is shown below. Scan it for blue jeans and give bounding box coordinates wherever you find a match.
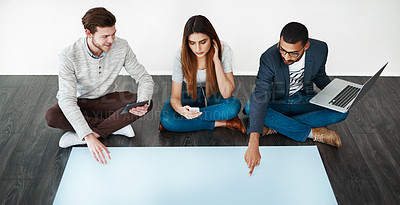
[244,90,348,142]
[160,86,241,132]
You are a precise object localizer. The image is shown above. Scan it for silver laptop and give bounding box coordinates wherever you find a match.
[310,62,388,113]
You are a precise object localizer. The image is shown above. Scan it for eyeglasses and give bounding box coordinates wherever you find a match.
[277,42,306,58]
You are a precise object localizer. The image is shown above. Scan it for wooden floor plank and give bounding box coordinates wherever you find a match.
[318,123,385,204]
[0,76,49,134]
[0,134,21,179]
[0,179,32,205]
[347,77,400,175]
[28,76,59,137]
[0,76,26,88]
[353,133,400,204]
[0,77,55,180]
[24,132,71,205]
[0,132,51,180]
[0,88,18,120]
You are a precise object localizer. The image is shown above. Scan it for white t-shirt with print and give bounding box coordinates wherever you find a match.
[288,52,306,95]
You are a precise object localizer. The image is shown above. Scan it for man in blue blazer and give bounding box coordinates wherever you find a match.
[244,22,348,175]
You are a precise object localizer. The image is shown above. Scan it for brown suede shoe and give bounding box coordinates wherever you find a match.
[159,122,166,131]
[312,127,342,147]
[263,126,277,136]
[225,117,246,134]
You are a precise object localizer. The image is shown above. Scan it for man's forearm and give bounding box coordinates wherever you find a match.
[245,132,262,175]
[248,132,260,147]
[58,98,92,140]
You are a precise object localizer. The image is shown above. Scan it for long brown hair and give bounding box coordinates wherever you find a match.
[181,15,222,100]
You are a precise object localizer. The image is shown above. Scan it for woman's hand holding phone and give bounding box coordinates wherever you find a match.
[179,105,202,119]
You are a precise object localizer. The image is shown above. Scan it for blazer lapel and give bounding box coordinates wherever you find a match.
[304,50,314,82]
[280,60,290,95]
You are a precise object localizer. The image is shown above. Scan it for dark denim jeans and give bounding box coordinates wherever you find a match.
[160,85,241,132]
[245,90,348,142]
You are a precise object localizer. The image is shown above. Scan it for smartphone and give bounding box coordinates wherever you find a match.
[188,107,200,112]
[119,100,149,114]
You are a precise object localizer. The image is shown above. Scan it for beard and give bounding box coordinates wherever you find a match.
[92,38,110,52]
[282,51,305,65]
[283,59,294,65]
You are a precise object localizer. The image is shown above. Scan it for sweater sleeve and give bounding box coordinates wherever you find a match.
[124,45,154,102]
[57,51,93,140]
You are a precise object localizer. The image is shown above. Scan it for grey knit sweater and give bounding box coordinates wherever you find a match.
[57,37,154,140]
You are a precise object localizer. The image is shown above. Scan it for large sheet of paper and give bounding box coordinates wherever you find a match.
[53,146,337,205]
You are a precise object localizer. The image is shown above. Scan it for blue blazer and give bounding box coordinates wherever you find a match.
[248,38,331,134]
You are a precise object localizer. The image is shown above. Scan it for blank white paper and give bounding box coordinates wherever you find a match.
[53,146,337,205]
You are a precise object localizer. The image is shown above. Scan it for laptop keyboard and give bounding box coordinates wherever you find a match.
[329,85,361,108]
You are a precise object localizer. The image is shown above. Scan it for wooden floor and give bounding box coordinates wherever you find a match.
[0,75,399,204]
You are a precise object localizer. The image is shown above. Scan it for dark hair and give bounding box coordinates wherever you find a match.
[280,22,308,46]
[181,15,221,99]
[82,7,116,34]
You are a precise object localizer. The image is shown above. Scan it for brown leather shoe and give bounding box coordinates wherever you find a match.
[312,127,342,147]
[159,122,166,131]
[225,117,246,134]
[263,126,277,136]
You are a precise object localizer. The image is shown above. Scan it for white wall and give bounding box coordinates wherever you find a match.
[0,0,399,76]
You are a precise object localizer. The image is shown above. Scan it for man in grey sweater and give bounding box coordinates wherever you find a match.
[45,7,154,164]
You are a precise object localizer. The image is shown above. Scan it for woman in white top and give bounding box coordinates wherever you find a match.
[159,15,245,133]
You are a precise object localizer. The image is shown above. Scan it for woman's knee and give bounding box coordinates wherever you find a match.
[159,111,178,131]
[222,97,242,119]
[159,101,178,131]
[243,100,250,115]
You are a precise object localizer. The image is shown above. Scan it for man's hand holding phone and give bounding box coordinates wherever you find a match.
[129,103,148,116]
[120,100,149,116]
